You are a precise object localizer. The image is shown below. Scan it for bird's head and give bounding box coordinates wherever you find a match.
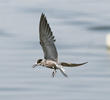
[37,59,43,64]
[32,59,43,68]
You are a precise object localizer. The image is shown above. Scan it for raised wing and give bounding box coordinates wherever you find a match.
[39,13,58,61]
[60,62,88,67]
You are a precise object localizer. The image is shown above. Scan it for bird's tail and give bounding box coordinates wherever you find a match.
[56,65,68,77]
[59,68,68,77]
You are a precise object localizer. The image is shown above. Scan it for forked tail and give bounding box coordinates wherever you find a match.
[56,65,68,77]
[59,67,68,77]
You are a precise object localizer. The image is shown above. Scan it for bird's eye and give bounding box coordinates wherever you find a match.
[37,59,42,63]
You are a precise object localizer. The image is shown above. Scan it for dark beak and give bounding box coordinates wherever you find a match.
[32,64,38,68]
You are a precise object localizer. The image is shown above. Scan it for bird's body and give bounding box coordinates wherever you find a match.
[33,13,88,77]
[39,59,57,69]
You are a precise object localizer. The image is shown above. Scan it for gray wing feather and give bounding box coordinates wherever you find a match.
[39,13,58,61]
[60,62,88,67]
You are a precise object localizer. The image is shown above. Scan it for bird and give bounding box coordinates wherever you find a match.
[32,13,88,77]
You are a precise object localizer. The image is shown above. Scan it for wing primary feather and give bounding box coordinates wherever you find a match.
[39,13,58,61]
[60,62,88,67]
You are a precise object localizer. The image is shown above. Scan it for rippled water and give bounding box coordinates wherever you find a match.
[0,0,110,100]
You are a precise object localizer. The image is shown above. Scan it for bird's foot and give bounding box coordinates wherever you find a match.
[52,70,57,78]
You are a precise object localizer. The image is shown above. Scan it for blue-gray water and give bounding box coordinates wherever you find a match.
[0,0,110,100]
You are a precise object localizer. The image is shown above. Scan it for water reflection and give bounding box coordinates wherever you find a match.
[107,48,110,57]
[60,20,92,26]
[88,25,110,32]
[0,30,13,37]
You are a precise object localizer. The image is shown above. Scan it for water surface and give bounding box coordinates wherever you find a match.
[0,0,110,100]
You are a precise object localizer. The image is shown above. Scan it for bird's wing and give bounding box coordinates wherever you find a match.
[60,62,88,67]
[39,13,58,61]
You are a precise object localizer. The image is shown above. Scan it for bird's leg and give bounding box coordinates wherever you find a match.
[52,69,57,78]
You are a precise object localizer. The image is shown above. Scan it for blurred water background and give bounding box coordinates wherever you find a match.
[0,0,110,100]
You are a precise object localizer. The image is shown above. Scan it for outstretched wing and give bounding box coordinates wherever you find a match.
[39,13,58,61]
[60,62,88,67]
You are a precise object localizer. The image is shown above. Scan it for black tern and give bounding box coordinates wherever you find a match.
[32,13,88,77]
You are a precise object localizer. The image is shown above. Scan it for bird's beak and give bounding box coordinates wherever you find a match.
[32,64,38,68]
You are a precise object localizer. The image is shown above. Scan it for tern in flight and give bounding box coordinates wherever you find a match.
[32,13,87,77]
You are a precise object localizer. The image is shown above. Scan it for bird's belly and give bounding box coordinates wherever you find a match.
[45,66,54,69]
[42,60,58,69]
[45,64,55,69]
[45,61,56,69]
